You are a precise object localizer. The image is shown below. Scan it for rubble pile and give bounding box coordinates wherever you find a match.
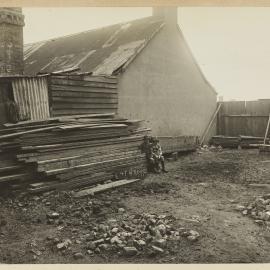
[45,212,200,258]
[2,191,200,260]
[235,193,270,226]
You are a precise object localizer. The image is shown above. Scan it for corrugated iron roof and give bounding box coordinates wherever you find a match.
[24,16,164,76]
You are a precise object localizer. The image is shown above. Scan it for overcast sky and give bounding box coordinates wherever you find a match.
[23,7,270,101]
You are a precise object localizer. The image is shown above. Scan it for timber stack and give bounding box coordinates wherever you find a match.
[0,114,149,195]
[211,135,270,148]
[210,136,240,148]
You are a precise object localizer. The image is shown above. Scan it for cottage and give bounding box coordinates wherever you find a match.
[1,7,217,139]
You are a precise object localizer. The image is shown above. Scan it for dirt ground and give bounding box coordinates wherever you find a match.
[1,148,270,264]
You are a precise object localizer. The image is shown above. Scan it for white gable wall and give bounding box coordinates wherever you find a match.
[117,22,217,138]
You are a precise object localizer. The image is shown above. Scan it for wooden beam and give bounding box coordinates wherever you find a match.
[201,103,222,146]
[73,178,141,198]
[264,112,270,144]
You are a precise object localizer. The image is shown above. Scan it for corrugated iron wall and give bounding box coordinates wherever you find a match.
[12,77,50,120]
[48,75,118,116]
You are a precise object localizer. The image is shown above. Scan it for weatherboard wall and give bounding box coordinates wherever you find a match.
[48,75,118,116]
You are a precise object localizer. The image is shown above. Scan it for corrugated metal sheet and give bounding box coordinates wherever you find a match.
[12,77,50,120]
[23,16,164,76]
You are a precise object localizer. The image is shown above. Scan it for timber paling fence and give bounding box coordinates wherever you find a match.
[217,100,270,137]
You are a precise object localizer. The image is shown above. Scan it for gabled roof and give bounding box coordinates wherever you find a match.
[24,16,164,76]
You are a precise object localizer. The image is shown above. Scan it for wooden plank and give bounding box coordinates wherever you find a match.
[50,84,117,94]
[51,75,117,84]
[50,78,117,89]
[53,102,118,109]
[21,145,140,164]
[0,125,63,140]
[57,160,145,181]
[0,173,31,184]
[201,103,222,145]
[73,179,141,197]
[52,108,117,116]
[52,97,118,104]
[19,135,143,153]
[264,112,270,144]
[0,165,22,173]
[45,154,145,176]
[37,150,142,172]
[28,172,113,193]
[52,90,117,98]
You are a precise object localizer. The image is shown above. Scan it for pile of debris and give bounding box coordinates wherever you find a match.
[235,193,270,226]
[1,190,201,260]
[47,212,200,258]
[0,113,149,194]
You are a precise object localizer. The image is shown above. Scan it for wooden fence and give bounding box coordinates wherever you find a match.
[217,100,270,137]
[48,75,118,116]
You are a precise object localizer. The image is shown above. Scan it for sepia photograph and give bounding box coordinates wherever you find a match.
[0,0,270,265]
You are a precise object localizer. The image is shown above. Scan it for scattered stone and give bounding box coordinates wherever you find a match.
[187,230,200,241]
[53,237,60,244]
[157,224,166,235]
[99,243,110,251]
[153,238,167,248]
[31,249,42,256]
[123,246,138,256]
[57,239,72,250]
[92,238,105,246]
[110,236,122,244]
[263,194,270,200]
[254,220,264,225]
[118,208,125,214]
[235,205,246,211]
[46,235,54,241]
[136,239,146,246]
[73,252,84,259]
[151,245,164,254]
[47,212,60,219]
[111,227,119,234]
[87,241,96,250]
[87,250,94,256]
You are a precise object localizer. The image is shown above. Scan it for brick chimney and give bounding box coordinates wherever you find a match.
[152,7,178,27]
[0,8,25,75]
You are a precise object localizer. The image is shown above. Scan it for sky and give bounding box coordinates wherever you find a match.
[22,7,270,101]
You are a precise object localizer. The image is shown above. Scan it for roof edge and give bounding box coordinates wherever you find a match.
[176,24,218,96]
[119,21,165,73]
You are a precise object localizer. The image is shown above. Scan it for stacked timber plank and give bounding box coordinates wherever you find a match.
[210,136,240,148]
[240,136,269,148]
[211,135,270,148]
[259,145,270,153]
[0,114,149,194]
